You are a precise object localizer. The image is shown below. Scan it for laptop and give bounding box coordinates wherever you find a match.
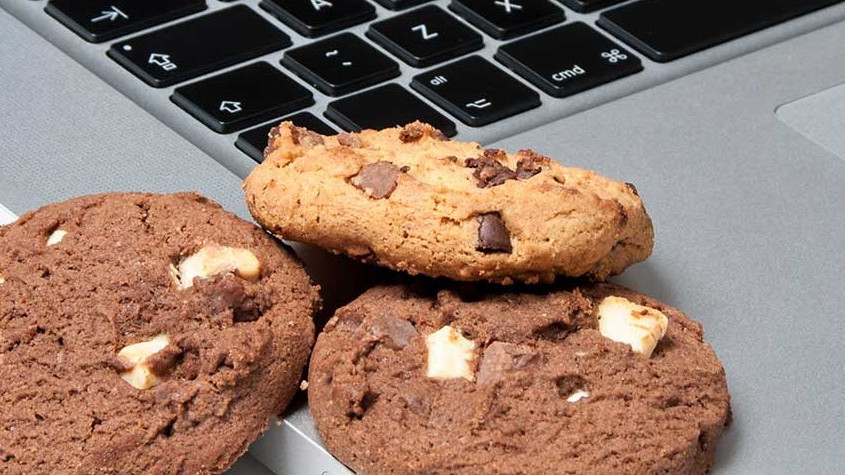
[1,0,844,473]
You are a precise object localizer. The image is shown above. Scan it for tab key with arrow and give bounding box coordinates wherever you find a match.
[46,0,206,43]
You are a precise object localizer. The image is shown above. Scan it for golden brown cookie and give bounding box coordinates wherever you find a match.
[244,121,653,284]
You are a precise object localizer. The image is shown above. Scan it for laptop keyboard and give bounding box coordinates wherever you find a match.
[43,0,844,164]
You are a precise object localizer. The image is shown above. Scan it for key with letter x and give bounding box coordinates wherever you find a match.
[449,0,564,39]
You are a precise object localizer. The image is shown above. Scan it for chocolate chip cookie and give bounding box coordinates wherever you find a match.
[243,122,653,284]
[308,283,730,475]
[0,193,319,475]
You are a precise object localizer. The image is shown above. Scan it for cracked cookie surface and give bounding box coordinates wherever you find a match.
[308,283,730,475]
[244,121,653,284]
[0,192,319,475]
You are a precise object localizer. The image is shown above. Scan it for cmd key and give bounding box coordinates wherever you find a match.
[45,0,206,43]
[171,62,313,134]
[496,22,641,98]
[108,6,290,88]
[598,0,844,62]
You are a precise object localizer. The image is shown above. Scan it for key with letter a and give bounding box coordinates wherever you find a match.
[260,0,376,37]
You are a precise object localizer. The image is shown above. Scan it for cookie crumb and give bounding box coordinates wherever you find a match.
[300,380,309,391]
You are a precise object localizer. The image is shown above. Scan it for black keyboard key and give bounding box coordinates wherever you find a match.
[237,113,336,163]
[326,84,456,136]
[45,0,206,43]
[108,6,290,88]
[598,0,843,62]
[496,22,641,98]
[282,33,400,96]
[260,0,375,38]
[373,0,433,10]
[367,6,483,67]
[558,0,625,14]
[411,56,539,126]
[449,0,564,40]
[171,62,313,133]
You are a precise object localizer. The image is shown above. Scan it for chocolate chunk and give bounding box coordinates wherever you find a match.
[337,132,363,148]
[366,314,419,350]
[515,150,550,179]
[351,161,403,199]
[477,342,538,385]
[625,182,640,196]
[399,123,425,143]
[442,155,458,163]
[617,203,629,228]
[290,125,325,147]
[465,157,517,188]
[483,148,508,161]
[263,125,285,156]
[476,213,512,253]
[144,343,184,376]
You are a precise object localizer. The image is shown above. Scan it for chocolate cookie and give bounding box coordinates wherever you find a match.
[243,122,653,284]
[308,283,730,475]
[0,193,319,474]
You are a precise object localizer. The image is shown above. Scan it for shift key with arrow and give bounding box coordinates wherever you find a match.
[45,0,206,43]
[108,6,291,88]
[171,62,313,134]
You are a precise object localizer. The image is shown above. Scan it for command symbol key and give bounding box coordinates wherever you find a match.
[495,22,642,98]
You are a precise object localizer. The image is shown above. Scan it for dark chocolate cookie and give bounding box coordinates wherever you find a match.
[308,283,730,475]
[0,193,319,474]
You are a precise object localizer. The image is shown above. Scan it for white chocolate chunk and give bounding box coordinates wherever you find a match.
[0,274,5,284]
[46,229,67,246]
[425,325,477,381]
[598,296,668,357]
[175,245,260,289]
[566,389,590,403]
[117,334,170,389]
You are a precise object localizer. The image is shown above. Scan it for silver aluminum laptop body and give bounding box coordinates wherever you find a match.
[2,1,845,473]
